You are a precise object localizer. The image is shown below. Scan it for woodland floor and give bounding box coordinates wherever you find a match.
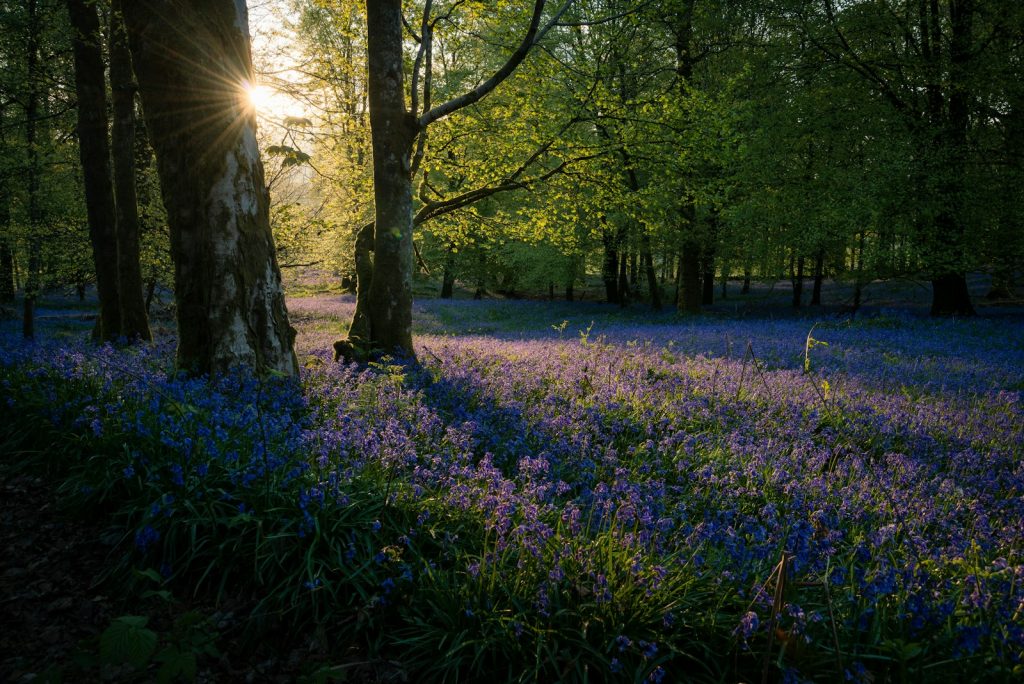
[0,461,361,683]
[0,462,116,681]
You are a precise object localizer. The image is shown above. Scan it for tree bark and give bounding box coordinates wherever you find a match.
[602,222,619,304]
[67,0,122,341]
[811,249,824,305]
[440,267,455,299]
[0,178,12,303]
[566,255,577,301]
[927,0,974,316]
[673,0,701,316]
[791,254,805,309]
[701,246,715,306]
[617,250,630,307]
[22,0,41,340]
[123,0,297,376]
[641,229,661,310]
[363,0,416,356]
[110,0,151,341]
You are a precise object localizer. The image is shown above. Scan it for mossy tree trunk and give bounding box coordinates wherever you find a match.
[123,0,297,376]
[364,0,416,356]
[343,0,553,360]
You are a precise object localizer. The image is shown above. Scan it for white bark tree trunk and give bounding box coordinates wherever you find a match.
[123,0,297,375]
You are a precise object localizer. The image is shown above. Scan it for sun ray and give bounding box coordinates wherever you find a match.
[245,83,275,113]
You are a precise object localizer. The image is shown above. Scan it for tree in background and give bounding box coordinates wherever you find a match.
[109,0,151,341]
[66,0,121,341]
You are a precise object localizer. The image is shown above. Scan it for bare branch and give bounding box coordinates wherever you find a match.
[419,0,574,128]
[410,0,432,119]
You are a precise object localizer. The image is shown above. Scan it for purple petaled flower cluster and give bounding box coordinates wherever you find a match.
[3,300,1023,676]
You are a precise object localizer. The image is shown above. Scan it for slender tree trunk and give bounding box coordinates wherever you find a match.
[602,222,619,304]
[566,255,576,301]
[0,97,12,304]
[123,0,297,375]
[742,263,751,294]
[0,181,12,303]
[853,231,865,310]
[67,0,123,341]
[0,243,12,303]
[791,254,805,308]
[720,260,728,300]
[811,249,824,305]
[617,250,630,307]
[22,0,41,340]
[110,1,151,341]
[701,248,715,306]
[673,0,700,315]
[989,85,1022,298]
[629,251,638,286]
[701,210,717,305]
[641,229,661,310]
[145,278,157,313]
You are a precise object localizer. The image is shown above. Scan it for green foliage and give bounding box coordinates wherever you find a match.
[100,616,158,670]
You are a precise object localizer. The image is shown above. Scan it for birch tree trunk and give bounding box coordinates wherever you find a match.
[123,0,297,375]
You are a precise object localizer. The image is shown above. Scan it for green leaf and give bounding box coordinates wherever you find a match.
[100,616,158,668]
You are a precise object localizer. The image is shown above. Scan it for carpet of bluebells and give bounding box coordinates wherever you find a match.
[2,297,1022,682]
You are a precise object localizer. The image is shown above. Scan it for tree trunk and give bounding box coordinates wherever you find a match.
[0,181,12,303]
[22,0,41,340]
[791,254,805,308]
[811,249,824,305]
[566,255,577,301]
[673,0,700,316]
[110,0,151,341]
[742,263,751,294]
[720,260,728,300]
[853,231,865,310]
[350,222,374,343]
[925,0,975,316]
[678,240,701,314]
[602,223,619,304]
[440,266,455,299]
[629,251,638,286]
[123,0,297,376]
[363,0,416,356]
[67,0,122,341]
[617,250,630,307]
[641,229,661,311]
[700,247,715,306]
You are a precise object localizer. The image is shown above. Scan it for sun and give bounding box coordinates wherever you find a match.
[244,83,275,113]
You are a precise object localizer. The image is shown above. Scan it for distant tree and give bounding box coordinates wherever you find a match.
[123,0,297,375]
[21,0,43,339]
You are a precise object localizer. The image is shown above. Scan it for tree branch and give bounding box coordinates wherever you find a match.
[418,0,573,128]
